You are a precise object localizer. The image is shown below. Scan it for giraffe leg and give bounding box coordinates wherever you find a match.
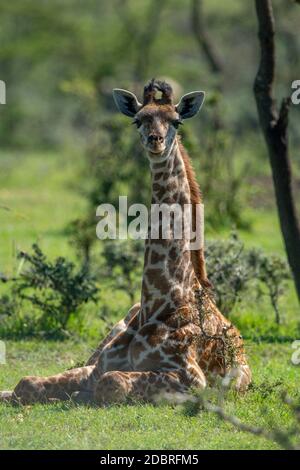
[1,312,140,406]
[94,369,205,406]
[12,365,97,405]
[86,303,140,366]
[234,364,252,392]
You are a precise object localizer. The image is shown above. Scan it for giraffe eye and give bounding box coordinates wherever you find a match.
[132,118,142,128]
[172,119,183,129]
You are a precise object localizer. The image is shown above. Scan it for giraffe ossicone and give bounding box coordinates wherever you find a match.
[0,79,251,406]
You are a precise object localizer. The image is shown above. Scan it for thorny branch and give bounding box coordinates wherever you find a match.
[193,390,300,450]
[194,288,241,372]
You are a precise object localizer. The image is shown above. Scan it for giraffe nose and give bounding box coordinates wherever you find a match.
[148,134,164,144]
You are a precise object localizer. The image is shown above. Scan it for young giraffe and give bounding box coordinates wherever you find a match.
[0,80,251,406]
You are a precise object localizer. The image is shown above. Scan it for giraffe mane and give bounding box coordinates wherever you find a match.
[178,139,204,284]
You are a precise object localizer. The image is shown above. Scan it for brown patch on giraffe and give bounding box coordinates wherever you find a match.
[130,340,146,363]
[168,246,178,260]
[132,352,172,373]
[177,192,190,206]
[150,250,165,265]
[152,183,161,193]
[148,374,158,384]
[166,180,178,193]
[145,268,169,293]
[160,196,177,205]
[140,351,163,369]
[153,183,166,203]
[136,323,162,346]
[155,301,179,321]
[154,171,164,181]
[151,297,166,314]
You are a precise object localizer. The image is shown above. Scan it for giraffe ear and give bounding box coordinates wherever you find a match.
[175,91,205,119]
[113,89,142,117]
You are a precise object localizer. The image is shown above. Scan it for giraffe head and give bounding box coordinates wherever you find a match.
[113,79,205,162]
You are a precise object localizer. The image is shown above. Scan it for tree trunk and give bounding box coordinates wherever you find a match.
[253,0,300,302]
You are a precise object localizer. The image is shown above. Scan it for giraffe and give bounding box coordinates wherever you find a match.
[0,80,251,406]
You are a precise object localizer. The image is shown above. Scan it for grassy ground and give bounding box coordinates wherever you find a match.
[0,150,299,450]
[0,340,299,450]
[0,150,85,270]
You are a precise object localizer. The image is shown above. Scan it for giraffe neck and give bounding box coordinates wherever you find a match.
[140,138,196,324]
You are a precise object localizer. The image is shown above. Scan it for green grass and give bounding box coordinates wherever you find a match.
[0,150,86,272]
[0,340,299,450]
[0,149,299,450]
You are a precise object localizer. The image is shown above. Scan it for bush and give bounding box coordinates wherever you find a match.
[0,237,291,340]
[206,233,253,315]
[0,293,37,339]
[100,239,144,304]
[247,249,291,324]
[0,244,99,339]
[206,233,291,320]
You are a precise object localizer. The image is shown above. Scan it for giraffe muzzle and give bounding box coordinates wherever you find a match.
[147,135,166,155]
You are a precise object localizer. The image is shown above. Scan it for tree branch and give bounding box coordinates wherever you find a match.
[198,394,299,450]
[191,0,223,75]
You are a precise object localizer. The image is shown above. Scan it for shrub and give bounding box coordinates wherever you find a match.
[0,244,99,338]
[205,233,253,315]
[100,239,144,304]
[247,249,291,324]
[206,233,291,320]
[0,293,37,339]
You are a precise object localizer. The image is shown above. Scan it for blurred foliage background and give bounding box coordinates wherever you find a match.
[0,0,299,340]
[1,0,299,148]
